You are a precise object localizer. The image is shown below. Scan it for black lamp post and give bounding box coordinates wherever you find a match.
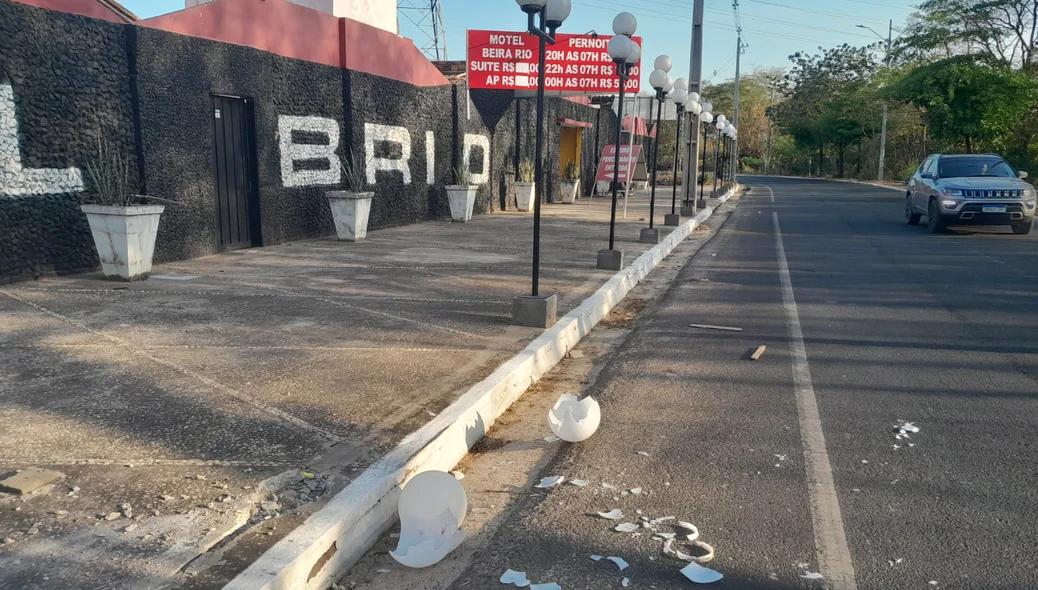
[696,101,713,207]
[664,79,688,226]
[710,115,725,197]
[597,12,639,272]
[641,56,672,244]
[511,0,571,329]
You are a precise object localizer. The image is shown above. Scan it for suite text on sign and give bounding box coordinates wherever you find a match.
[467,30,642,93]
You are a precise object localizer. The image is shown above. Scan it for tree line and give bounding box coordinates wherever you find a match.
[726,0,1038,181]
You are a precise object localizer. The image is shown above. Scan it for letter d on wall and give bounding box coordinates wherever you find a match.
[278,115,340,187]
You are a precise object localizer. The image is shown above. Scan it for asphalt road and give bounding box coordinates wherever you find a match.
[449,176,1038,589]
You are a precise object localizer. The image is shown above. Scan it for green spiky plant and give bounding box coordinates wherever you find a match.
[518,158,536,183]
[338,148,368,192]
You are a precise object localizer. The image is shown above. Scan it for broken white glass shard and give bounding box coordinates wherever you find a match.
[615,522,640,533]
[535,476,565,489]
[629,487,643,495]
[452,471,465,480]
[602,482,617,490]
[376,568,391,574]
[607,556,630,571]
[801,572,824,580]
[597,509,623,520]
[569,479,589,487]
[547,394,602,442]
[390,471,468,568]
[680,562,723,584]
[543,435,560,442]
[636,451,650,457]
[676,522,699,541]
[530,584,561,590]
[897,422,920,433]
[500,569,531,587]
[622,578,630,587]
[591,555,604,561]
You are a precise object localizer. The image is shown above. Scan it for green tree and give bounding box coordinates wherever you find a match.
[886,55,1038,152]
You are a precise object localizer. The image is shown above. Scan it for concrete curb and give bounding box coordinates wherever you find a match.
[224,187,741,590]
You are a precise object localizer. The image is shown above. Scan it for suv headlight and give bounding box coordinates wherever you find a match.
[1023,187,1036,199]
[940,188,963,197]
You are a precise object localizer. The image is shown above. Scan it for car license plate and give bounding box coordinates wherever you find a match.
[982,205,1007,213]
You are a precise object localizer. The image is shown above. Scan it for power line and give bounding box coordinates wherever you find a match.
[744,0,890,25]
[704,6,879,41]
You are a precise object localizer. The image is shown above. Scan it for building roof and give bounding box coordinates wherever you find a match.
[11,0,137,23]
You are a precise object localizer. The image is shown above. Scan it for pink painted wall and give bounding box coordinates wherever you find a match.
[139,0,447,86]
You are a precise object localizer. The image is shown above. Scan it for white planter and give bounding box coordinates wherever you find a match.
[559,180,579,204]
[81,204,164,281]
[445,185,477,222]
[514,181,535,212]
[327,191,374,242]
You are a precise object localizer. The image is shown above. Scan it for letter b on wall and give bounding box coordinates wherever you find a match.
[278,115,340,187]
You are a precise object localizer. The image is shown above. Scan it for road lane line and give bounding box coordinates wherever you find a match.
[772,212,858,590]
[766,184,775,202]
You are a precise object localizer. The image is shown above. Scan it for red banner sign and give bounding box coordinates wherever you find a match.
[467,30,642,93]
[596,144,642,183]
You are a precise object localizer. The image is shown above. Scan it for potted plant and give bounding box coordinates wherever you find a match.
[514,158,536,212]
[81,138,168,281]
[327,149,374,241]
[445,164,477,222]
[559,161,580,204]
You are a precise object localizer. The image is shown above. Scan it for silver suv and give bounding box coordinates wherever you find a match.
[906,153,1036,235]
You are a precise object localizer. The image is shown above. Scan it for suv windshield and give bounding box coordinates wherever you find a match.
[938,158,1016,178]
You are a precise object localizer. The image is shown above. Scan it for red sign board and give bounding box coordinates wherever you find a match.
[596,144,642,183]
[467,30,642,93]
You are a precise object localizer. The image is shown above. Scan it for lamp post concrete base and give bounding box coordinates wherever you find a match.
[697,198,708,209]
[709,190,719,198]
[639,227,660,243]
[597,248,624,271]
[680,204,696,216]
[663,213,681,226]
[512,294,557,328]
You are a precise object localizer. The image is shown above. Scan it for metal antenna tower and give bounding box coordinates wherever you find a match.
[398,0,448,60]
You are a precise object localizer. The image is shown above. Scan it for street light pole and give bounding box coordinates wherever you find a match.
[511,0,571,329]
[857,19,894,181]
[597,12,639,272]
[711,116,724,196]
[665,78,688,226]
[697,107,713,202]
[643,56,673,244]
[683,0,705,214]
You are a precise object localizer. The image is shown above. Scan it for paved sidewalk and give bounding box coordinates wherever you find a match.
[0,190,707,588]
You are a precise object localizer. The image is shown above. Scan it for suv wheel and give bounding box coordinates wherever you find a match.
[1011,219,1034,235]
[927,199,945,233]
[905,198,921,225]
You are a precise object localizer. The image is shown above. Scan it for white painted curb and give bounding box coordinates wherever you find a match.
[742,174,907,193]
[224,187,740,590]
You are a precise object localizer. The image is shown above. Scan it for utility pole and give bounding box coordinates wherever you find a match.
[732,33,746,181]
[861,18,894,180]
[683,0,705,212]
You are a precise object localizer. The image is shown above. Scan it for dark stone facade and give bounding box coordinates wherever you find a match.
[0,1,616,282]
[0,0,134,281]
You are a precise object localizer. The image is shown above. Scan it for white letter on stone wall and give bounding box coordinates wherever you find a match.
[426,131,435,184]
[463,134,490,185]
[365,123,411,185]
[277,115,340,187]
[0,84,84,196]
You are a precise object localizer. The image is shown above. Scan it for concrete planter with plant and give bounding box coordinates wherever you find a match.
[514,158,536,212]
[445,164,477,222]
[559,161,580,204]
[81,138,169,281]
[327,150,374,241]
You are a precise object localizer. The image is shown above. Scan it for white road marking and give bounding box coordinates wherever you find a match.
[772,212,858,590]
[766,185,775,202]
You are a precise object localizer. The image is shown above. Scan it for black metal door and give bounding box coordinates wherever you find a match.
[211,95,259,251]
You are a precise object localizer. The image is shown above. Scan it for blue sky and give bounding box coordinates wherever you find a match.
[122,0,919,88]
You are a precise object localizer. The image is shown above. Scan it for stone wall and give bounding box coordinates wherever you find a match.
[0,1,614,282]
[0,0,135,281]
